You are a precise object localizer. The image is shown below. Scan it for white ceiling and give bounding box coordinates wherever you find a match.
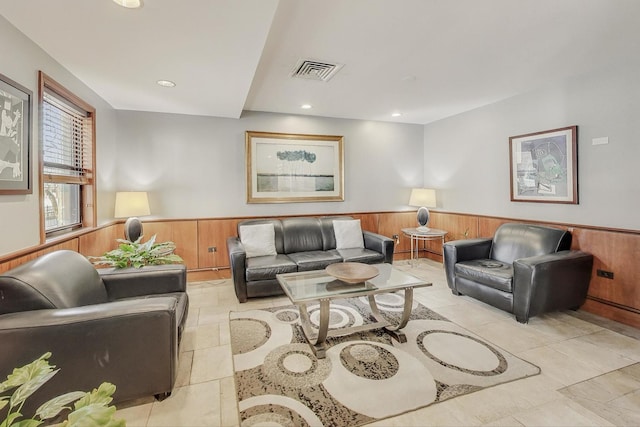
[1,0,638,125]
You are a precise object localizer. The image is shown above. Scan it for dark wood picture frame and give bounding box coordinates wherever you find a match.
[509,126,578,204]
[0,73,32,195]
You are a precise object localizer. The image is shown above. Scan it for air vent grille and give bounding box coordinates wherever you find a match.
[291,59,343,82]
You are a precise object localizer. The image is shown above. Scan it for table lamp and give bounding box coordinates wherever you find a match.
[114,191,150,242]
[409,188,437,232]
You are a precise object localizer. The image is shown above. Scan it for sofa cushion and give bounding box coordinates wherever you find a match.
[333,219,364,249]
[246,254,297,281]
[287,251,343,271]
[336,248,385,264]
[239,223,277,258]
[455,259,514,293]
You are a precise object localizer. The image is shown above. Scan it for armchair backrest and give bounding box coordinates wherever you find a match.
[491,223,572,264]
[0,250,108,315]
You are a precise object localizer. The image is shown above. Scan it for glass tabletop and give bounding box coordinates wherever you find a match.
[276,263,431,303]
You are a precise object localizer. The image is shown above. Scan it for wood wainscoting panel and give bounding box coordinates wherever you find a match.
[197,218,241,270]
[478,217,514,238]
[0,240,79,274]
[430,212,479,242]
[378,211,418,261]
[571,227,639,312]
[350,213,380,234]
[78,224,122,259]
[143,221,198,269]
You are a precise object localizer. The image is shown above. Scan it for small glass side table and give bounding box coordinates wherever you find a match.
[401,228,448,264]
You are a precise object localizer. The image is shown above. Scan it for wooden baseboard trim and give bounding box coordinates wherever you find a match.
[582,298,640,329]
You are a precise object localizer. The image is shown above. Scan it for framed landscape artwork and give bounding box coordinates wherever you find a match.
[509,126,578,204]
[0,73,32,194]
[246,131,344,203]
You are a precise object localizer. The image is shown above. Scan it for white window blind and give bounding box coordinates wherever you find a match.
[42,91,93,184]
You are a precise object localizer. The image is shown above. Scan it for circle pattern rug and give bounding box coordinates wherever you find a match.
[230,296,540,427]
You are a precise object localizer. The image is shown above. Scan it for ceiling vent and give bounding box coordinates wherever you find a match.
[291,59,344,82]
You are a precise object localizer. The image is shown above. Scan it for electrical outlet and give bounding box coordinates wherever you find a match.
[597,269,614,279]
[208,246,217,253]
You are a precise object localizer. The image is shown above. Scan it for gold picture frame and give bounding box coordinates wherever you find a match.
[246,131,344,203]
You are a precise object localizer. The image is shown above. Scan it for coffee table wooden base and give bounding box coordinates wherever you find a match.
[296,287,415,358]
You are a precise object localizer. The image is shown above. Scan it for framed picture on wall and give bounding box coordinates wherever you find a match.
[0,73,32,194]
[246,131,344,203]
[509,125,578,204]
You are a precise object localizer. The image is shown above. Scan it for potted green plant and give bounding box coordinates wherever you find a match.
[89,234,184,269]
[0,353,124,427]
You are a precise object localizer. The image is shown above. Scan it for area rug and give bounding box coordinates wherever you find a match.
[230,294,540,426]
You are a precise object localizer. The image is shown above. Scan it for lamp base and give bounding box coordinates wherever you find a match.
[416,225,431,233]
[124,217,143,242]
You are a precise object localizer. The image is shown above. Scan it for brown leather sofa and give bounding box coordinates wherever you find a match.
[443,223,593,323]
[0,250,188,414]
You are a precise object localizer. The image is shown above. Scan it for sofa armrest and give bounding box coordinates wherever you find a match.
[0,298,179,407]
[363,231,395,264]
[513,250,593,323]
[443,238,493,290]
[99,264,187,300]
[227,236,248,302]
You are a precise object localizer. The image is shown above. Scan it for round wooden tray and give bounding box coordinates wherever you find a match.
[325,262,379,284]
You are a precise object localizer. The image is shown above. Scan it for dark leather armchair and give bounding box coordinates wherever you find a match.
[443,223,593,323]
[0,250,188,414]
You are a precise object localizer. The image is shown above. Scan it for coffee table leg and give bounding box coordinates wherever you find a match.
[297,300,330,358]
[367,287,414,343]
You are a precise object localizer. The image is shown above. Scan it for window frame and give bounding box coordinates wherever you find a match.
[38,71,96,242]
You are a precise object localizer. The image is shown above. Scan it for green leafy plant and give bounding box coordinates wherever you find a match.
[0,352,124,427]
[89,234,184,269]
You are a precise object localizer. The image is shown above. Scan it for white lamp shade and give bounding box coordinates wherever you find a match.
[409,188,437,208]
[114,192,150,218]
[113,0,143,8]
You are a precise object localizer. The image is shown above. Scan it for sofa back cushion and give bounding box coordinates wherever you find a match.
[491,223,572,264]
[282,217,324,253]
[237,219,285,254]
[0,250,108,315]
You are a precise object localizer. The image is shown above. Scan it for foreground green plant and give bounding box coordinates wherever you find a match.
[0,353,124,427]
[90,234,184,269]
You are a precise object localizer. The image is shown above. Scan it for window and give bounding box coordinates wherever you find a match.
[39,72,96,239]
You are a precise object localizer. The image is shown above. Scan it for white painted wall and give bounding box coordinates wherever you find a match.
[424,62,640,231]
[0,16,118,255]
[114,110,425,219]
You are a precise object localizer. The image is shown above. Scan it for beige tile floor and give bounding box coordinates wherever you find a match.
[115,259,640,426]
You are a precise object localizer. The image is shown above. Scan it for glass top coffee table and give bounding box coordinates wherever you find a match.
[276,263,431,358]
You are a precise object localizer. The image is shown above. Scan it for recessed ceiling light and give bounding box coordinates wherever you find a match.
[113,0,143,8]
[156,80,176,88]
[301,104,312,110]
[391,112,402,117]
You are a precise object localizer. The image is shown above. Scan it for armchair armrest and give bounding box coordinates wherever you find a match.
[443,238,493,290]
[227,237,248,302]
[363,231,395,264]
[513,250,593,323]
[99,264,186,300]
[0,298,179,406]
